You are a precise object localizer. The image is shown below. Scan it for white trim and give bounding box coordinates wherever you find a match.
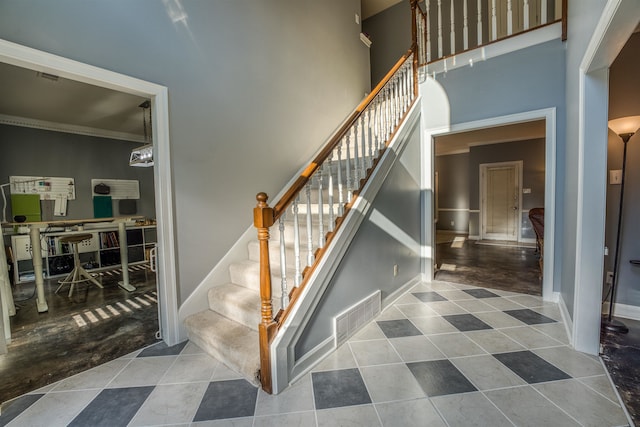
[557,291,574,345]
[572,0,640,355]
[469,209,481,213]
[602,302,640,321]
[424,108,556,303]
[0,38,180,345]
[437,208,470,212]
[0,113,145,143]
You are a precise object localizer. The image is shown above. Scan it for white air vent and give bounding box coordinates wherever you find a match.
[334,290,381,347]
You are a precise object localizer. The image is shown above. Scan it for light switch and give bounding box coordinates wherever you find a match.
[610,169,622,184]
[355,13,360,24]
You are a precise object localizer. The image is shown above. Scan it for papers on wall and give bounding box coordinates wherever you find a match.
[91,179,140,200]
[54,196,68,216]
[10,176,76,200]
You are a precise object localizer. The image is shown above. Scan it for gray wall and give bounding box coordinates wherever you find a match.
[0,1,371,304]
[605,33,640,308]
[294,117,422,358]
[435,139,546,239]
[435,152,469,232]
[0,124,155,219]
[363,1,412,87]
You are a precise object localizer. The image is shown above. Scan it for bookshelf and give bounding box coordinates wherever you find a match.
[9,225,156,284]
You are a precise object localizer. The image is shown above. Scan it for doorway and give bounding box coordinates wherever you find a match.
[480,161,522,242]
[0,39,178,401]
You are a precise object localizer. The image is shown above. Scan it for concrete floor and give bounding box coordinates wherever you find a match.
[1,265,160,404]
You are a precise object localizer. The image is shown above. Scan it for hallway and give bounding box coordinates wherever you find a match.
[0,280,630,426]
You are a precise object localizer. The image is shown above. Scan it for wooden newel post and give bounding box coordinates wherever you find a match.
[254,192,277,393]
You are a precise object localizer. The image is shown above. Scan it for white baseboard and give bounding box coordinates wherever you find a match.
[468,235,480,240]
[602,301,640,321]
[557,292,574,345]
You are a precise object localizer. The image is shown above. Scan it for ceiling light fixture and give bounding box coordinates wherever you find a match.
[130,100,154,167]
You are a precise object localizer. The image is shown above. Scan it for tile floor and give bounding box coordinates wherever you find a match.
[0,280,631,426]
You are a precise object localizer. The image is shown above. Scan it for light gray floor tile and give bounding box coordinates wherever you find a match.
[500,326,564,349]
[464,329,525,353]
[446,282,479,290]
[505,295,546,308]
[394,293,422,305]
[181,341,207,355]
[190,417,254,426]
[376,398,446,427]
[453,298,498,313]
[578,375,622,404]
[431,391,514,427]
[312,344,357,372]
[410,315,459,335]
[360,363,425,403]
[533,346,604,378]
[426,301,468,315]
[377,306,407,321]
[107,356,176,388]
[350,322,386,341]
[428,281,458,291]
[349,339,402,366]
[409,282,434,292]
[50,359,130,392]
[159,353,219,384]
[255,375,314,416]
[396,303,438,318]
[253,411,317,427]
[129,382,208,426]
[7,389,100,427]
[451,355,526,390]
[211,362,244,381]
[532,322,570,344]
[436,289,477,301]
[316,404,382,427]
[534,379,628,427]
[485,385,581,427]
[389,335,445,362]
[483,297,528,311]
[530,305,563,321]
[428,333,487,358]
[474,311,527,329]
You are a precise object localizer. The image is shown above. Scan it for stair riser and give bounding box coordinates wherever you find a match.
[208,288,282,331]
[248,240,317,269]
[229,262,295,296]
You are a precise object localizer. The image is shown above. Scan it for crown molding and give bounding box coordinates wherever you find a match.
[0,113,145,143]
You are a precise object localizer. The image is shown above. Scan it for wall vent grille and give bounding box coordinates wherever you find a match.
[335,290,381,347]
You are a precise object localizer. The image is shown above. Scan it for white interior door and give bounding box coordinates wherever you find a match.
[481,161,521,241]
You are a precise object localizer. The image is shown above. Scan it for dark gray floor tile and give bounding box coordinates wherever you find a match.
[412,291,447,302]
[377,319,423,338]
[137,340,188,357]
[493,351,571,383]
[193,379,258,421]
[312,368,372,409]
[462,289,500,299]
[407,359,477,396]
[0,394,43,426]
[443,314,493,332]
[68,386,154,427]
[504,309,557,325]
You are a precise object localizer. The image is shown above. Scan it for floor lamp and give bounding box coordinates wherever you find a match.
[603,115,640,334]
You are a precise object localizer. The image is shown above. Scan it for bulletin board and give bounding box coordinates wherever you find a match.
[9,176,76,200]
[91,179,140,200]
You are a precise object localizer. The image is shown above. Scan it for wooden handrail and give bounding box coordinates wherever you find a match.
[272,50,416,220]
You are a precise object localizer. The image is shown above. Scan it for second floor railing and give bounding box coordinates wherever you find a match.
[414,0,567,66]
[254,50,418,393]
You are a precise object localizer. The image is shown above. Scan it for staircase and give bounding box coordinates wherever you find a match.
[184,204,326,385]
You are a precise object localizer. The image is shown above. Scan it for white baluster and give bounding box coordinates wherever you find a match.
[365,110,373,168]
[507,0,513,35]
[491,0,498,41]
[278,216,289,308]
[305,182,314,266]
[317,169,325,248]
[437,0,443,59]
[345,130,352,200]
[292,197,302,286]
[541,0,548,24]
[425,0,432,62]
[353,119,361,187]
[450,0,456,55]
[360,116,367,178]
[327,154,335,232]
[523,0,530,29]
[463,0,469,50]
[336,143,344,216]
[477,0,483,45]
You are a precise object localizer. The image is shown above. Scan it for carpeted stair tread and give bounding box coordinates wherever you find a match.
[184,309,260,386]
[229,260,298,297]
[208,283,282,331]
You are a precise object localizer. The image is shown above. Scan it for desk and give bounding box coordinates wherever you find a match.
[1,216,143,315]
